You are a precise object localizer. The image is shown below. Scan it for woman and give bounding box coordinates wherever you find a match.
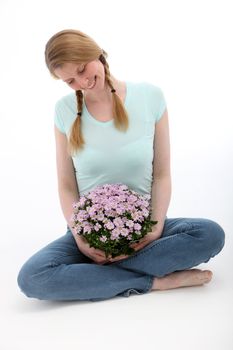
[17,29,225,301]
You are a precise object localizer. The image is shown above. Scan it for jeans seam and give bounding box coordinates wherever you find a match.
[115,224,202,267]
[146,275,154,292]
[51,254,81,265]
[121,275,154,297]
[29,258,64,285]
[115,235,177,266]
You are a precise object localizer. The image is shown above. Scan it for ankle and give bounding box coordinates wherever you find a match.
[151,277,164,290]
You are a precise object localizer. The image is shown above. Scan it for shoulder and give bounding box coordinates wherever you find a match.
[53,92,77,134]
[135,81,167,122]
[140,81,164,95]
[54,92,76,110]
[128,80,165,99]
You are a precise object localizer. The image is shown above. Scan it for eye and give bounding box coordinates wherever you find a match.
[67,65,85,84]
[78,64,85,73]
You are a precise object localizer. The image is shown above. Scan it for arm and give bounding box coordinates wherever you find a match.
[54,125,109,264]
[54,125,80,234]
[58,187,79,233]
[150,108,172,234]
[109,108,172,262]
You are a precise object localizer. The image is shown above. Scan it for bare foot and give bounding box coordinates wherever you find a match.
[152,269,213,290]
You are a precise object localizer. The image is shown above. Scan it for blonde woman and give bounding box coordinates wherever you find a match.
[17,29,225,301]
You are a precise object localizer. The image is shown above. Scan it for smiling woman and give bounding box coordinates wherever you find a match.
[44,29,129,156]
[16,28,225,302]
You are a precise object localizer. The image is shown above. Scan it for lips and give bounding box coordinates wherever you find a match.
[87,76,97,89]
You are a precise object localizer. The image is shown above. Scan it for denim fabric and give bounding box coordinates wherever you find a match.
[17,217,225,302]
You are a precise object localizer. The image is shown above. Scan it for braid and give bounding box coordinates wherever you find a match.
[76,89,84,116]
[68,52,129,156]
[67,89,85,156]
[99,54,129,131]
[99,54,115,91]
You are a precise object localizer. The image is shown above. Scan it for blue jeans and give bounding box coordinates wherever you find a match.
[17,217,225,301]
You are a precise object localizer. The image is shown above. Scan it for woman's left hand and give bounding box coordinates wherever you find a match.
[108,226,163,263]
[130,226,163,252]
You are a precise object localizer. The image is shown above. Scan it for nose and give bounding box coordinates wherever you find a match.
[80,77,91,89]
[72,76,91,90]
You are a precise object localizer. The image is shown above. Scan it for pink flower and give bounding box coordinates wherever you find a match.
[96,213,105,221]
[83,223,93,234]
[125,220,134,228]
[120,228,130,237]
[94,223,102,231]
[119,184,128,191]
[71,183,157,257]
[113,217,124,227]
[134,223,142,230]
[105,221,115,230]
[128,195,138,204]
[72,203,80,209]
[131,211,141,221]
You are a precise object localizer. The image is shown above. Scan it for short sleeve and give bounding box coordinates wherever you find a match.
[54,100,66,134]
[147,84,167,123]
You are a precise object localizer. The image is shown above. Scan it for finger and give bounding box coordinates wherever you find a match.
[96,252,106,258]
[133,237,152,246]
[131,239,147,246]
[132,242,148,251]
[132,245,142,251]
[109,255,128,262]
[92,249,107,257]
[94,248,105,254]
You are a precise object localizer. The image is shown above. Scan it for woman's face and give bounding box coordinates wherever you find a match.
[54,59,106,92]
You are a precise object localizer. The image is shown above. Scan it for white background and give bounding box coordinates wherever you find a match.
[0,0,232,349]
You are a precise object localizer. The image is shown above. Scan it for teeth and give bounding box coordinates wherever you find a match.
[87,77,96,89]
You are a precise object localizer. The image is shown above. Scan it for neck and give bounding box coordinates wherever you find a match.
[84,75,120,104]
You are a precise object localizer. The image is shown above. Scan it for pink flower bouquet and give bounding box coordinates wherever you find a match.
[70,183,157,258]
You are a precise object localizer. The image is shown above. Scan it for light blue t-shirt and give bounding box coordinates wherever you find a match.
[54,81,167,197]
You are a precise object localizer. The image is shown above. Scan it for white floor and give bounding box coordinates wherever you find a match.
[3,251,233,350]
[1,157,233,350]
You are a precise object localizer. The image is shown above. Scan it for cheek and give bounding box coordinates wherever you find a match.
[89,61,101,75]
[92,68,98,76]
[85,67,95,79]
[84,62,103,82]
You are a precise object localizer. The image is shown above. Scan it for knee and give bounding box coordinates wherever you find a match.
[17,251,60,300]
[17,255,49,299]
[201,218,225,255]
[17,260,35,298]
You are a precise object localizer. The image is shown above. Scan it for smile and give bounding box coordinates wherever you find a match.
[87,76,97,89]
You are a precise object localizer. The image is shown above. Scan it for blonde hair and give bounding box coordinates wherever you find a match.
[45,29,129,156]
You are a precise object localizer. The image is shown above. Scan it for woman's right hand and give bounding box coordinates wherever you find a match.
[73,233,111,265]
